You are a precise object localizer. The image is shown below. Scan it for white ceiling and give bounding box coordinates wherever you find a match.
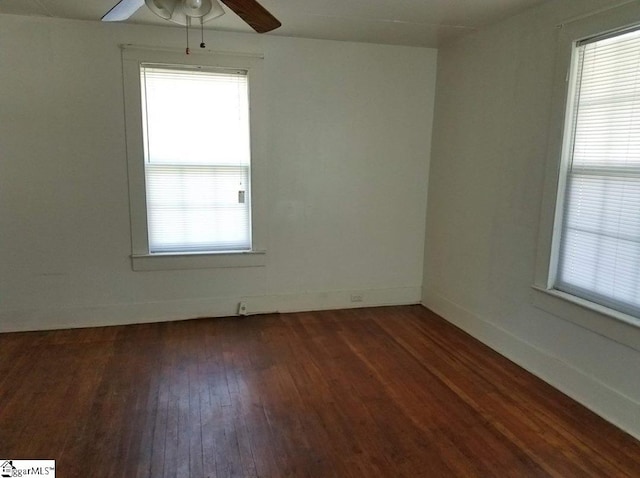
[0,0,549,47]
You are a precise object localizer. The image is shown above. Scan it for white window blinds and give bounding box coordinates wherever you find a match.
[556,27,640,317]
[140,64,251,253]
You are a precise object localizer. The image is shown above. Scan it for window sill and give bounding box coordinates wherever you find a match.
[531,285,640,352]
[131,250,266,271]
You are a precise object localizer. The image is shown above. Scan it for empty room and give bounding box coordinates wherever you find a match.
[1,0,640,476]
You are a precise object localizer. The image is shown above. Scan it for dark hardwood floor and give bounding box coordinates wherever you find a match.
[0,305,638,477]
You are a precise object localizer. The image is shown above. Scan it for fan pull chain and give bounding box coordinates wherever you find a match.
[200,18,206,48]
[185,18,190,55]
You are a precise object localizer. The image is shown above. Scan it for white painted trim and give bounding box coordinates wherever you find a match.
[531,287,640,352]
[120,44,265,60]
[131,250,266,271]
[0,297,239,333]
[422,288,640,441]
[534,3,640,327]
[243,286,421,315]
[556,1,637,28]
[121,47,268,268]
[0,286,421,333]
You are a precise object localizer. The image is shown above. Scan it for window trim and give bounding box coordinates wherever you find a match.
[121,46,267,271]
[534,3,640,346]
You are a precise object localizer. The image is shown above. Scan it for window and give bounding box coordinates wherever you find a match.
[553,26,640,318]
[141,65,251,253]
[122,48,266,271]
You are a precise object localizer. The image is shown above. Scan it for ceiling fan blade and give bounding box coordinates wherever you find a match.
[219,0,281,33]
[102,0,145,22]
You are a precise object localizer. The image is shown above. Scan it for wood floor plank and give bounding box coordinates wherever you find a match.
[0,305,638,477]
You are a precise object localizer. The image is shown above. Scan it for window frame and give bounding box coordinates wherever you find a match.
[534,3,640,349]
[122,46,267,271]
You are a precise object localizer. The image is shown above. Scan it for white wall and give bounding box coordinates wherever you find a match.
[423,0,640,439]
[0,15,437,331]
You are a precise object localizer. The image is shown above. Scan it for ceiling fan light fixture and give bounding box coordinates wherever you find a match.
[103,0,281,33]
[199,0,225,22]
[145,0,224,25]
[144,0,174,20]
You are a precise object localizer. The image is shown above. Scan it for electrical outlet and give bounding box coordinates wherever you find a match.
[238,301,249,316]
[350,294,363,303]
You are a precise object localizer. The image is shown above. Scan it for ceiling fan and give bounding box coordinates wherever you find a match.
[102,0,281,33]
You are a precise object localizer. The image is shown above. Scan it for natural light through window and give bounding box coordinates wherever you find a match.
[140,64,252,254]
[555,27,640,317]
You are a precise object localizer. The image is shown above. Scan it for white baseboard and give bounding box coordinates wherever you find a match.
[422,288,640,441]
[0,286,421,333]
[0,296,238,333]
[243,286,421,315]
